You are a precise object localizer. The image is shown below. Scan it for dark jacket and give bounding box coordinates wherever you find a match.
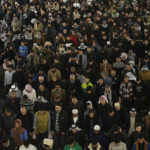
[17,111,33,132]
[67,130,86,148]
[51,110,68,132]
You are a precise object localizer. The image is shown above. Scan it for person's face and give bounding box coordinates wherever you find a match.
[98,79,103,84]
[124,77,129,83]
[85,78,90,83]
[94,130,100,134]
[72,31,75,36]
[10,92,16,99]
[21,42,24,46]
[89,112,94,118]
[72,98,78,105]
[70,75,75,81]
[15,122,20,128]
[55,85,60,90]
[105,87,110,93]
[55,105,61,113]
[116,57,121,62]
[5,110,11,116]
[39,85,45,91]
[79,50,83,55]
[111,70,116,76]
[20,108,27,115]
[7,67,12,72]
[138,138,144,144]
[115,105,120,111]
[109,111,114,117]
[136,126,142,132]
[72,129,77,133]
[101,99,106,105]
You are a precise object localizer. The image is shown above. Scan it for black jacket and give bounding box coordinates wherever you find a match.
[51,110,68,132]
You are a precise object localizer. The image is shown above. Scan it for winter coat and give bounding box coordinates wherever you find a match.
[11,119,28,146]
[27,54,39,71]
[64,142,82,150]
[88,143,101,150]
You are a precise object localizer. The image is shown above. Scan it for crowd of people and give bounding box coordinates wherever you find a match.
[0,0,150,149]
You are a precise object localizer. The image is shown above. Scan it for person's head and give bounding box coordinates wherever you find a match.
[94,125,100,134]
[89,109,95,118]
[126,64,131,71]
[7,65,13,72]
[79,49,83,55]
[138,134,145,144]
[98,77,103,84]
[68,136,75,147]
[23,95,28,101]
[130,108,136,117]
[114,137,121,145]
[103,58,108,64]
[55,83,61,90]
[105,85,111,93]
[71,124,77,133]
[23,140,30,148]
[10,91,16,99]
[39,84,45,91]
[116,57,121,62]
[21,41,25,46]
[39,76,45,83]
[38,104,46,113]
[114,100,120,110]
[15,119,22,128]
[5,107,12,116]
[99,95,108,105]
[113,126,120,134]
[91,139,98,148]
[20,107,27,115]
[135,122,142,133]
[124,76,129,83]
[72,96,78,105]
[70,74,75,81]
[1,136,10,147]
[55,103,62,113]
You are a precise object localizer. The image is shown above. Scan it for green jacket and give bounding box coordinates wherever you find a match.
[64,142,82,150]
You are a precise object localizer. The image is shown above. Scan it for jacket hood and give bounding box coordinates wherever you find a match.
[15,119,22,127]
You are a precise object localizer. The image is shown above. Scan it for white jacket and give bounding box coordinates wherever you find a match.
[19,144,37,150]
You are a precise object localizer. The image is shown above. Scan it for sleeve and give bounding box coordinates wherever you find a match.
[33,114,37,130]
[123,143,127,150]
[24,129,28,140]
[132,144,136,150]
[48,113,51,133]
[4,71,6,86]
[11,129,13,137]
[109,143,112,150]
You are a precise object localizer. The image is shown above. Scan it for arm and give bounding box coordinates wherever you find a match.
[33,114,37,131]
[23,129,28,140]
[48,113,51,133]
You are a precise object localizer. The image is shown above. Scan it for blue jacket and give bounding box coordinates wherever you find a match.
[18,46,28,58]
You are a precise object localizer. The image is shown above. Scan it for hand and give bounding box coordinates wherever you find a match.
[34,129,38,135]
[134,96,136,101]
[29,132,33,136]
[51,131,55,136]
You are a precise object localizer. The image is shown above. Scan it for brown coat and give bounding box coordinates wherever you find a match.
[50,88,66,102]
[139,71,150,83]
[47,69,61,82]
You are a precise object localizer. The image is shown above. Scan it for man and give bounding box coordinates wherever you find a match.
[77,49,87,70]
[51,102,68,149]
[27,50,39,72]
[67,124,86,149]
[103,85,118,106]
[50,82,66,103]
[20,95,34,114]
[17,108,33,137]
[132,134,150,150]
[47,65,61,82]
[18,41,28,58]
[64,136,82,150]
[0,136,16,150]
[33,105,51,143]
[4,65,15,93]
[1,107,16,135]
[119,76,133,111]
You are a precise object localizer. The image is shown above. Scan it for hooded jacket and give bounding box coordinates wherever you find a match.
[11,119,28,146]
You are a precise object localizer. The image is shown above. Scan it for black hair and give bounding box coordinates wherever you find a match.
[23,140,30,147]
[68,136,75,145]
